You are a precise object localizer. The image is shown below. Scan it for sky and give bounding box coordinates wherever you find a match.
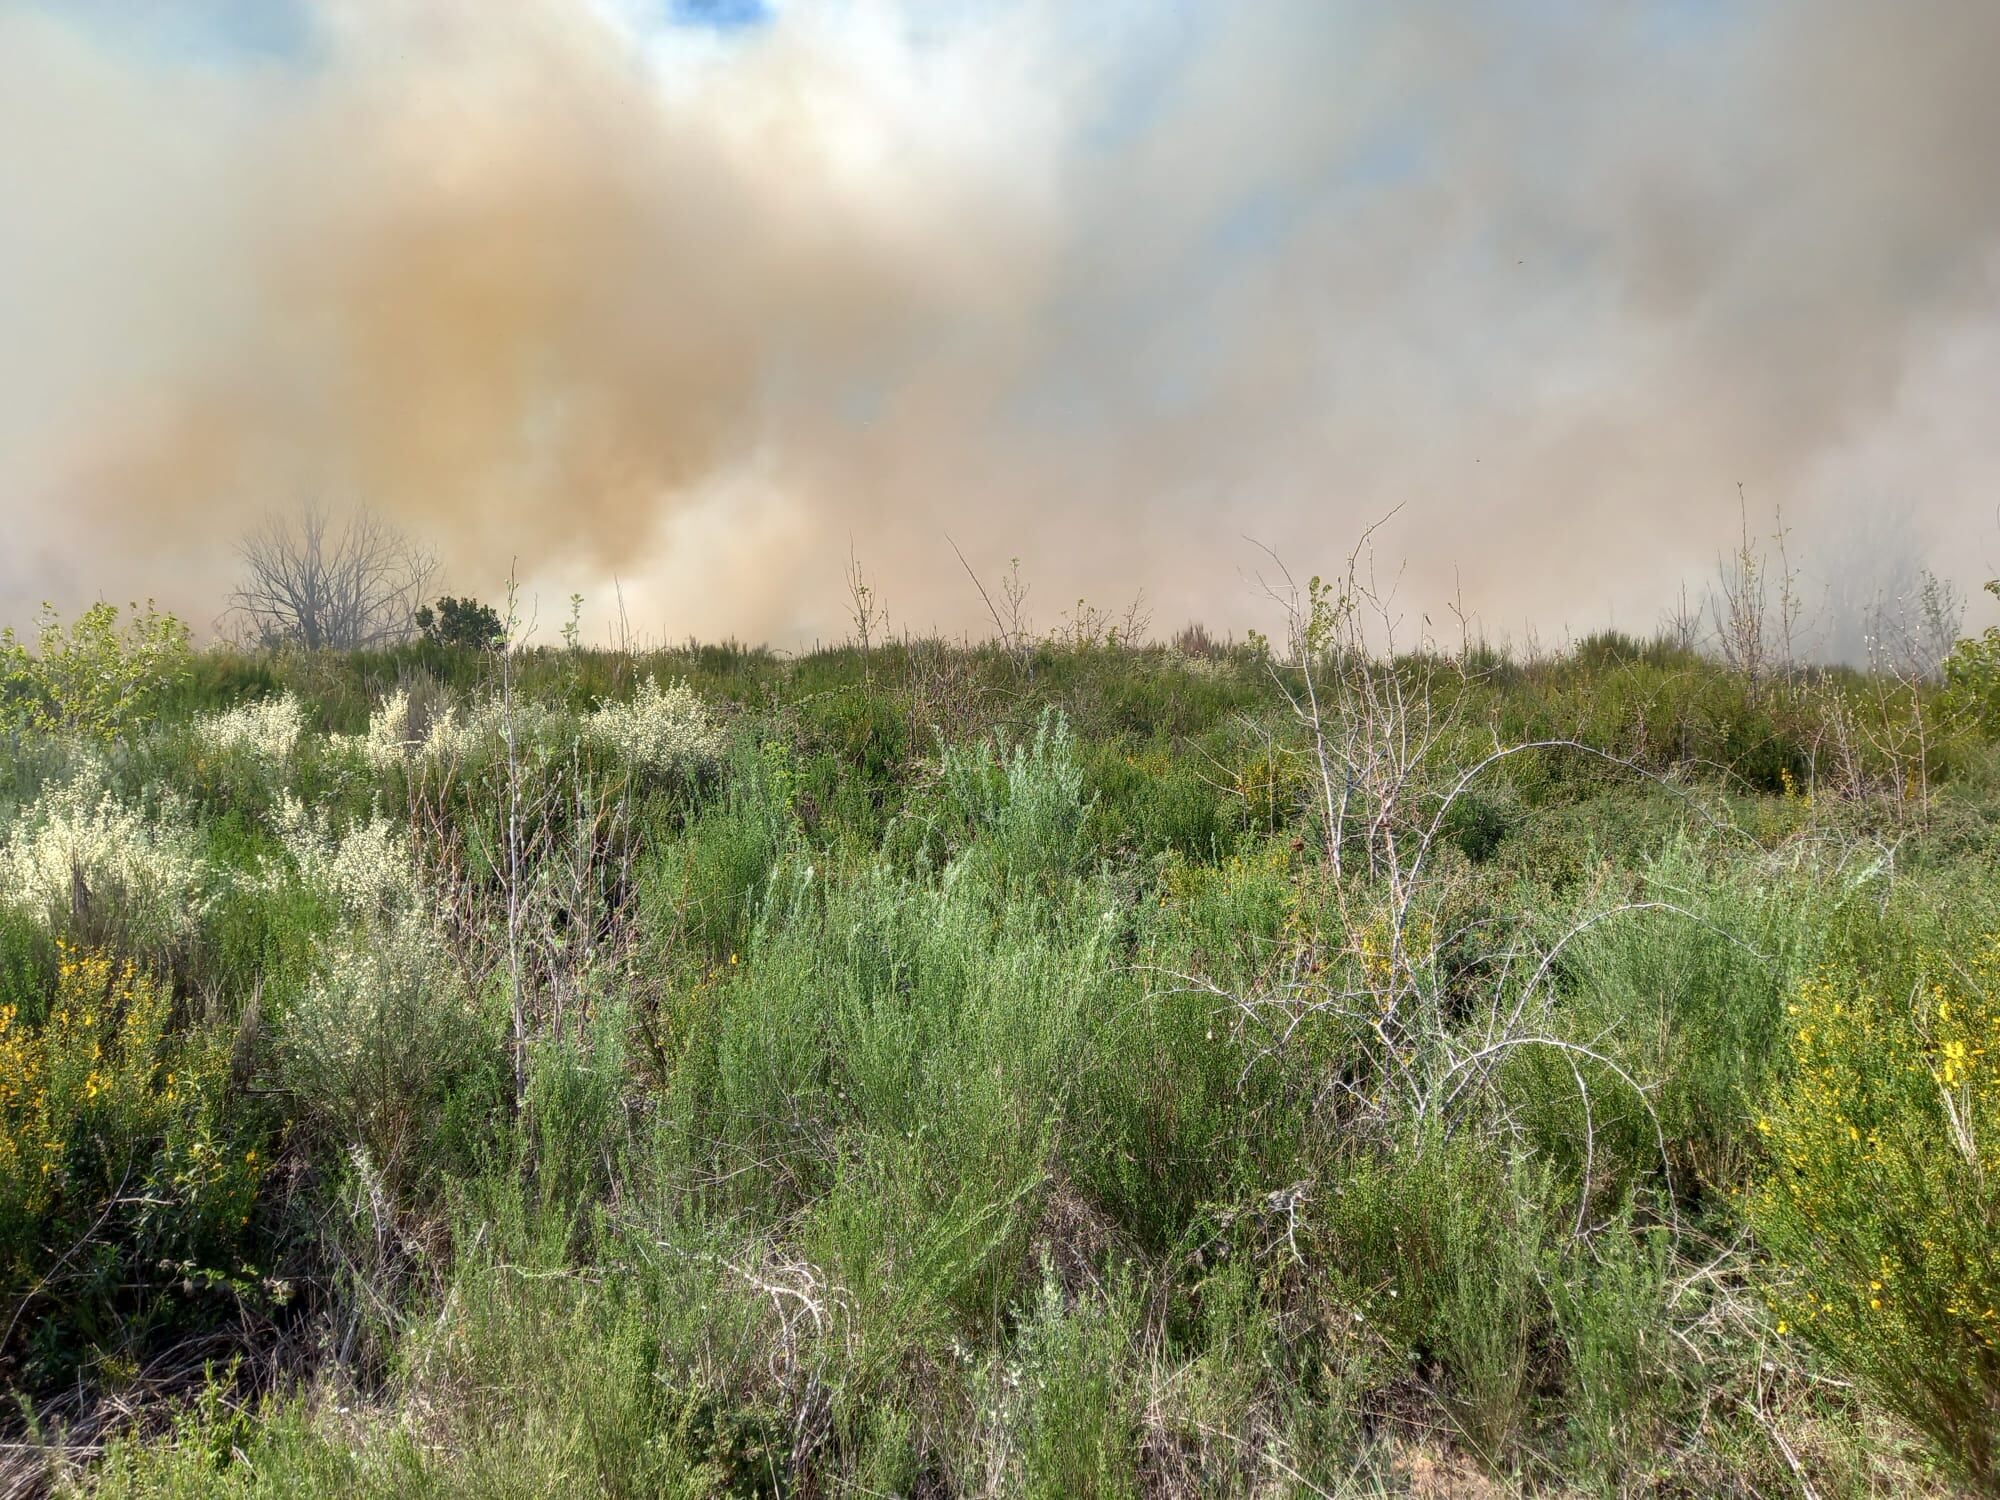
[3,0,1998,653]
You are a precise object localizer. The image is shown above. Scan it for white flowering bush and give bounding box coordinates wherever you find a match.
[423,696,563,765]
[0,768,211,949]
[345,686,564,772]
[278,910,486,1177]
[1161,645,1235,680]
[194,692,307,763]
[270,795,419,922]
[266,785,482,1173]
[586,677,721,777]
[344,687,421,772]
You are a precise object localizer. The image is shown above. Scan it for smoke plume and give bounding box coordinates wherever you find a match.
[4,0,1999,648]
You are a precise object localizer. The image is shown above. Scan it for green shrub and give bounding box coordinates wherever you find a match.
[1945,581,2000,732]
[0,601,192,742]
[940,709,1094,904]
[413,595,505,652]
[1320,1136,1559,1465]
[641,746,792,966]
[961,1273,1140,1498]
[1546,1212,1680,1482]
[1527,843,1816,1199]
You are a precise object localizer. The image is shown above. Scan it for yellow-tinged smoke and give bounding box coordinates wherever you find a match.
[3,0,1998,647]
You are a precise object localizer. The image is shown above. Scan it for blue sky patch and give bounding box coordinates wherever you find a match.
[28,0,318,65]
[668,0,772,30]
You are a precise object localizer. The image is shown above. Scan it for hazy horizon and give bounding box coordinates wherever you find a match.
[5,0,2000,655]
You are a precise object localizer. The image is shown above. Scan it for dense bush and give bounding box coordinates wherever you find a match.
[0,943,263,1385]
[0,768,216,961]
[1946,581,2000,732]
[413,596,505,652]
[0,602,192,742]
[1750,931,2000,1492]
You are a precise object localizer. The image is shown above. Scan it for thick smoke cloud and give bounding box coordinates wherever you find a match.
[3,0,1998,649]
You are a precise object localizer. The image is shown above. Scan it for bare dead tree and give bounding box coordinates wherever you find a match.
[226,503,437,650]
[1708,491,1769,687]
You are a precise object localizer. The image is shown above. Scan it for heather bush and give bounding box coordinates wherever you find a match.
[338,683,556,772]
[585,675,723,779]
[276,912,493,1189]
[345,684,429,771]
[268,795,419,923]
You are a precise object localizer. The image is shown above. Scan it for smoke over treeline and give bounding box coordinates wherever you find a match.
[3,0,1999,649]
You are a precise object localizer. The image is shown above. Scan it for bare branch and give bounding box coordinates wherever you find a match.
[225,501,437,651]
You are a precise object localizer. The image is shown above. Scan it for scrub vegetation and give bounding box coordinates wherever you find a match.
[3,562,1999,1497]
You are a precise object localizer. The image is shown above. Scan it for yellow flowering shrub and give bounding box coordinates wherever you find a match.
[1230,747,1307,834]
[1749,935,2000,1490]
[0,943,261,1370]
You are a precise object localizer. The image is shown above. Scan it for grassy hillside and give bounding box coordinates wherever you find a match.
[2,611,1998,1496]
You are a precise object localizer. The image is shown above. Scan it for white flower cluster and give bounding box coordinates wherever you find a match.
[585,677,722,775]
[338,679,719,780]
[271,795,419,920]
[287,908,449,1074]
[0,768,211,943]
[348,688,422,772]
[442,697,563,764]
[352,688,458,768]
[195,692,307,762]
[347,687,564,772]
[1160,646,1235,679]
[279,896,474,1157]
